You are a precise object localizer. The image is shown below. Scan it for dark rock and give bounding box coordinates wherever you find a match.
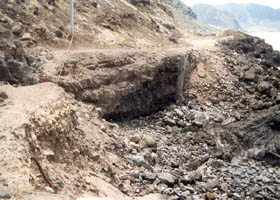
[25,55,37,66]
[241,112,280,165]
[142,171,156,181]
[54,30,63,38]
[243,70,256,82]
[0,41,40,85]
[163,23,175,30]
[171,161,179,168]
[0,92,8,99]
[142,135,157,148]
[192,116,205,128]
[163,117,176,126]
[212,113,224,123]
[0,24,11,39]
[251,100,265,110]
[180,176,194,185]
[118,183,130,193]
[132,155,146,166]
[157,172,175,186]
[144,152,157,165]
[253,148,266,160]
[257,81,271,94]
[240,57,249,65]
[12,23,23,35]
[174,108,184,117]
[130,0,151,6]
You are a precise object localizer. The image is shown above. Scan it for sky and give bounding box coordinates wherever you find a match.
[181,0,280,9]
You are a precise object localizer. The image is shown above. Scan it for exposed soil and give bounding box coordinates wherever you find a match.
[0,0,280,200]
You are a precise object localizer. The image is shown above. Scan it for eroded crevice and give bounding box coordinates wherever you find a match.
[105,71,178,121]
[104,52,197,121]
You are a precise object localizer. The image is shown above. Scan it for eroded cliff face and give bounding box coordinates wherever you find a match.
[53,50,197,120]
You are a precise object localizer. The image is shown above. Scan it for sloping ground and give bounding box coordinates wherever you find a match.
[0,83,71,198]
[0,0,193,48]
[0,83,168,200]
[1,29,280,199]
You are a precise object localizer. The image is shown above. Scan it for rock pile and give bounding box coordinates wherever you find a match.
[0,41,52,85]
[111,107,280,199]
[101,32,280,199]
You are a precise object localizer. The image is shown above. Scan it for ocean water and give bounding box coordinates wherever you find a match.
[250,32,280,51]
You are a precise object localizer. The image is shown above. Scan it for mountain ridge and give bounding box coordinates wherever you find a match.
[165,0,219,35]
[216,3,280,32]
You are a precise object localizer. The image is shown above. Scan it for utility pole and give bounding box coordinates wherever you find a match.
[70,0,74,35]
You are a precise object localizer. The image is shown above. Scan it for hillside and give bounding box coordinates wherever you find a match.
[1,0,280,200]
[0,0,194,48]
[216,3,280,32]
[191,4,244,31]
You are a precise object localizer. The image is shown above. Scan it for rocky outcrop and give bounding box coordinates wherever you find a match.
[240,112,280,165]
[129,0,152,6]
[218,31,280,66]
[55,50,197,120]
[0,41,52,85]
[165,0,197,20]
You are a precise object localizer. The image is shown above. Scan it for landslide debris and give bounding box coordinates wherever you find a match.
[1,0,280,199]
[100,31,280,199]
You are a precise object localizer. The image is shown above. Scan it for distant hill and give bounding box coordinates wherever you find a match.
[165,0,218,35]
[191,4,244,31]
[216,3,280,32]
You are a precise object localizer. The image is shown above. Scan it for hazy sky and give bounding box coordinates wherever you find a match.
[181,0,280,9]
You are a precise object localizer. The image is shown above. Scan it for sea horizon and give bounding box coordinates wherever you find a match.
[250,32,280,51]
